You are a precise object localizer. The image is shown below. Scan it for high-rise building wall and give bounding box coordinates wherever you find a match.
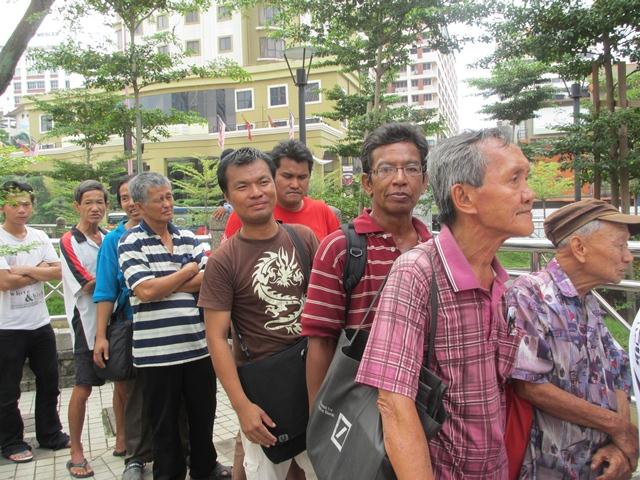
[388,45,459,143]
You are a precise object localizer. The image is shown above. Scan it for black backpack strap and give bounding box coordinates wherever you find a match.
[340,223,367,318]
[281,224,311,288]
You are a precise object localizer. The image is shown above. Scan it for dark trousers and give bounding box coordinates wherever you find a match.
[124,376,153,464]
[140,356,218,480]
[0,324,64,456]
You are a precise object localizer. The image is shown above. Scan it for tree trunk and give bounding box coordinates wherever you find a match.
[0,0,55,95]
[617,63,630,213]
[85,145,91,166]
[129,26,144,174]
[591,63,602,198]
[373,46,383,111]
[603,39,619,206]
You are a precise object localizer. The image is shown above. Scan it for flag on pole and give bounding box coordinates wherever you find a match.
[267,115,275,128]
[242,115,252,141]
[217,115,226,149]
[289,112,295,140]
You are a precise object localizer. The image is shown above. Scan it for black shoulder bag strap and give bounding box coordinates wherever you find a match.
[426,258,438,368]
[340,223,367,319]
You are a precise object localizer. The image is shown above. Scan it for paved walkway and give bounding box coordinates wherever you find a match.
[0,382,238,480]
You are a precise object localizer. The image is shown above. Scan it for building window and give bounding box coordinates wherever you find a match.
[134,23,143,35]
[259,37,284,59]
[14,96,21,105]
[397,95,407,103]
[235,89,254,111]
[13,81,21,93]
[268,85,287,107]
[217,5,232,20]
[65,80,70,88]
[305,81,321,103]
[158,45,169,54]
[40,115,54,133]
[412,94,420,103]
[424,78,432,86]
[411,79,419,87]
[185,40,201,56]
[157,14,169,30]
[185,10,200,24]
[27,80,45,90]
[423,62,431,70]
[50,80,58,90]
[391,80,407,89]
[115,28,123,50]
[424,93,433,101]
[410,64,418,74]
[258,6,279,26]
[218,36,232,52]
[410,47,418,54]
[13,68,20,77]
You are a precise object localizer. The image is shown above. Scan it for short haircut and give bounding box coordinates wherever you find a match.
[360,122,429,174]
[128,172,171,204]
[428,128,510,226]
[74,180,108,204]
[217,147,276,195]
[115,175,135,207]
[270,139,314,173]
[556,219,602,250]
[1,180,34,203]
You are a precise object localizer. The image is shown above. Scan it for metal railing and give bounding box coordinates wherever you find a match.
[45,236,640,332]
[501,236,640,331]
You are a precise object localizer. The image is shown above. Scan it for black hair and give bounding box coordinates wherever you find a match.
[115,175,135,207]
[1,180,35,203]
[217,147,276,194]
[270,139,314,173]
[360,122,429,174]
[74,180,108,203]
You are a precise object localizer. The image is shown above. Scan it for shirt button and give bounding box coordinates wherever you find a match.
[390,247,396,252]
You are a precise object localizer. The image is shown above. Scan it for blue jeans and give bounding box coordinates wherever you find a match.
[0,324,65,456]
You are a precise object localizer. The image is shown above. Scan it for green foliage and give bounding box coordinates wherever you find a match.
[528,161,573,216]
[320,84,443,158]
[469,59,556,129]
[309,168,369,222]
[0,146,38,177]
[170,157,224,211]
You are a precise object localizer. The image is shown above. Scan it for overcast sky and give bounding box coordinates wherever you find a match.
[1,0,495,131]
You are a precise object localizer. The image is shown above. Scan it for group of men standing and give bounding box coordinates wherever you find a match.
[0,123,638,480]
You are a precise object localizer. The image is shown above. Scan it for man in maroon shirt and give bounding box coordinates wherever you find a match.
[301,122,432,407]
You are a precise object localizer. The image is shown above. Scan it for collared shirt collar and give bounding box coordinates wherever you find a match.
[434,225,508,292]
[353,208,431,240]
[71,225,107,243]
[546,257,580,298]
[139,219,180,237]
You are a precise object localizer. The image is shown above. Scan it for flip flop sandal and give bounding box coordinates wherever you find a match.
[212,461,232,479]
[66,458,95,478]
[7,449,33,464]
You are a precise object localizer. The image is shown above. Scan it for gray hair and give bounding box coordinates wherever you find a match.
[556,219,602,250]
[427,128,510,226]
[128,172,171,204]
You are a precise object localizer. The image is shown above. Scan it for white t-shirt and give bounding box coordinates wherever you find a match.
[0,226,59,330]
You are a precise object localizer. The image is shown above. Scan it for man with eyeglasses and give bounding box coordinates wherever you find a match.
[302,122,432,408]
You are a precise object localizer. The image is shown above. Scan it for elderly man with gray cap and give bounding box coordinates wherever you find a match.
[506,199,640,479]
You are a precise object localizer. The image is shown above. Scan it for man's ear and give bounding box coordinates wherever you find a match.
[569,235,588,264]
[450,184,477,216]
[72,201,80,213]
[361,173,373,197]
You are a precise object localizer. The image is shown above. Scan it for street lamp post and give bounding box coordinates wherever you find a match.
[570,82,582,201]
[284,46,315,145]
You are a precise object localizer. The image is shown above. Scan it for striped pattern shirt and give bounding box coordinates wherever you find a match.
[356,225,522,479]
[301,209,431,337]
[118,220,208,367]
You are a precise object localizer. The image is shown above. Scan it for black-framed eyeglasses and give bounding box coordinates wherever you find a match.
[371,164,425,179]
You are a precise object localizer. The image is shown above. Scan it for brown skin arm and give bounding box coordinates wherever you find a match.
[378,389,434,480]
[0,268,37,291]
[10,261,61,282]
[93,301,113,368]
[133,262,198,302]
[204,308,277,447]
[306,336,337,409]
[514,381,638,467]
[175,271,204,293]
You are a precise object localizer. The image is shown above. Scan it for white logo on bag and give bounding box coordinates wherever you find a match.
[330,413,352,452]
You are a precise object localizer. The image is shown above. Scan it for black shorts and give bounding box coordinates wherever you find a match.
[71,308,105,387]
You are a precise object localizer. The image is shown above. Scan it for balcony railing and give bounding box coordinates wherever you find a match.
[45,236,639,333]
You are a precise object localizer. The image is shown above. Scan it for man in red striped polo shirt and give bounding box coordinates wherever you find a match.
[301,122,432,407]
